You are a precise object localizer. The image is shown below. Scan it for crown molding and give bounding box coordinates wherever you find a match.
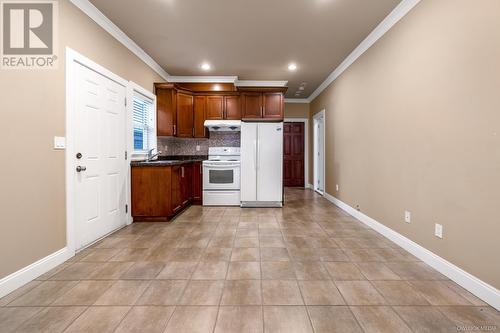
[166,76,238,83]
[69,0,170,80]
[284,98,310,104]
[307,0,421,102]
[235,80,288,87]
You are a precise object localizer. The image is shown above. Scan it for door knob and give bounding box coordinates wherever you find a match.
[76,166,87,172]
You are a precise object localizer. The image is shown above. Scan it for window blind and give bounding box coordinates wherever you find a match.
[133,93,154,152]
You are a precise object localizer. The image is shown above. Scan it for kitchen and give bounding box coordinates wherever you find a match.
[131,82,287,221]
[2,1,498,332]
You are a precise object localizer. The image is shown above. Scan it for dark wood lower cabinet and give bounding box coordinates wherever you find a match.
[192,162,202,204]
[180,165,192,206]
[131,161,203,222]
[171,165,182,214]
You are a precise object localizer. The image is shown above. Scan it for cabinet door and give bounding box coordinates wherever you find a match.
[191,162,202,204]
[193,96,207,138]
[131,166,172,218]
[224,96,241,120]
[206,96,224,120]
[263,92,283,119]
[241,93,262,119]
[180,165,192,206]
[171,166,182,213]
[156,88,176,136]
[176,93,194,137]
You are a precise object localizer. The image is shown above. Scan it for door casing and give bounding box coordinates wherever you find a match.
[313,110,326,195]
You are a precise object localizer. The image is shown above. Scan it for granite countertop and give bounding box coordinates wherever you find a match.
[131,155,207,167]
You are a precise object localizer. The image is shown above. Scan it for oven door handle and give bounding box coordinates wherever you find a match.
[203,163,239,168]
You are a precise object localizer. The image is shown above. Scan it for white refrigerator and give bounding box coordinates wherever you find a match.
[240,122,283,207]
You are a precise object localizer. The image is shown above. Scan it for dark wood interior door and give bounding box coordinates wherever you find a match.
[283,122,305,187]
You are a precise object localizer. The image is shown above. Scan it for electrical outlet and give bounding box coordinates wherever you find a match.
[435,223,443,238]
[196,145,201,152]
[336,184,339,191]
[404,211,411,223]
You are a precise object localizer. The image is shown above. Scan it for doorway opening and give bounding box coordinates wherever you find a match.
[313,110,325,195]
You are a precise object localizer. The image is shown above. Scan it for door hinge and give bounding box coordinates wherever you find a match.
[125,204,128,213]
[124,97,127,107]
[125,150,128,160]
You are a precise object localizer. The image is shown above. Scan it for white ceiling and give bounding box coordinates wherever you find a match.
[89,0,402,98]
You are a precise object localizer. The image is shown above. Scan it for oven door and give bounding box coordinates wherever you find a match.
[203,162,240,190]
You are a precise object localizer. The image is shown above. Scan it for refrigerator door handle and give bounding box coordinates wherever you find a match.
[253,139,257,170]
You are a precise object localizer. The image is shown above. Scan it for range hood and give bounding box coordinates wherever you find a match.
[204,120,241,132]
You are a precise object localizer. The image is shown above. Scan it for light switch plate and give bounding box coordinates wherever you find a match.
[54,136,66,150]
[435,223,443,238]
[404,211,411,223]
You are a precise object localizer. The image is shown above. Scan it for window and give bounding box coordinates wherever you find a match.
[132,92,155,152]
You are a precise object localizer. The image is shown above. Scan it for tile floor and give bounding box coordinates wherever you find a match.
[0,188,498,333]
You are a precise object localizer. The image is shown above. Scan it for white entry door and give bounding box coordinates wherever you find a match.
[73,62,127,250]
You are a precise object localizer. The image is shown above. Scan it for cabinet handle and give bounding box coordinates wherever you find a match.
[181,166,184,177]
[173,125,176,135]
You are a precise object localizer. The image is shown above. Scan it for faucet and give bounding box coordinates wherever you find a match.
[147,148,162,161]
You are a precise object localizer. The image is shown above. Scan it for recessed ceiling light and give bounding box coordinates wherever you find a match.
[201,63,211,71]
[288,63,297,71]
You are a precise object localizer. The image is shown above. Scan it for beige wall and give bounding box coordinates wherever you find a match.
[0,0,163,278]
[309,0,500,289]
[284,103,310,119]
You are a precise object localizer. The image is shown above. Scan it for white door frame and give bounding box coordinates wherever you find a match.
[313,110,326,195]
[65,47,129,254]
[284,118,309,188]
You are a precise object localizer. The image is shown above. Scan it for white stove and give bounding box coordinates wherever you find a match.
[203,147,241,206]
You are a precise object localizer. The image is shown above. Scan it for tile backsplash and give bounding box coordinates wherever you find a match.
[157,132,240,156]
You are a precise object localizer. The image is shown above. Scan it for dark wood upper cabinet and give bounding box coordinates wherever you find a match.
[241,93,263,119]
[176,92,194,137]
[206,96,224,120]
[156,88,176,136]
[156,83,286,135]
[224,96,241,120]
[263,93,283,119]
[193,96,207,138]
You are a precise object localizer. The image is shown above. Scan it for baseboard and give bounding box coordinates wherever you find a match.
[306,183,314,189]
[0,247,73,298]
[323,192,500,311]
